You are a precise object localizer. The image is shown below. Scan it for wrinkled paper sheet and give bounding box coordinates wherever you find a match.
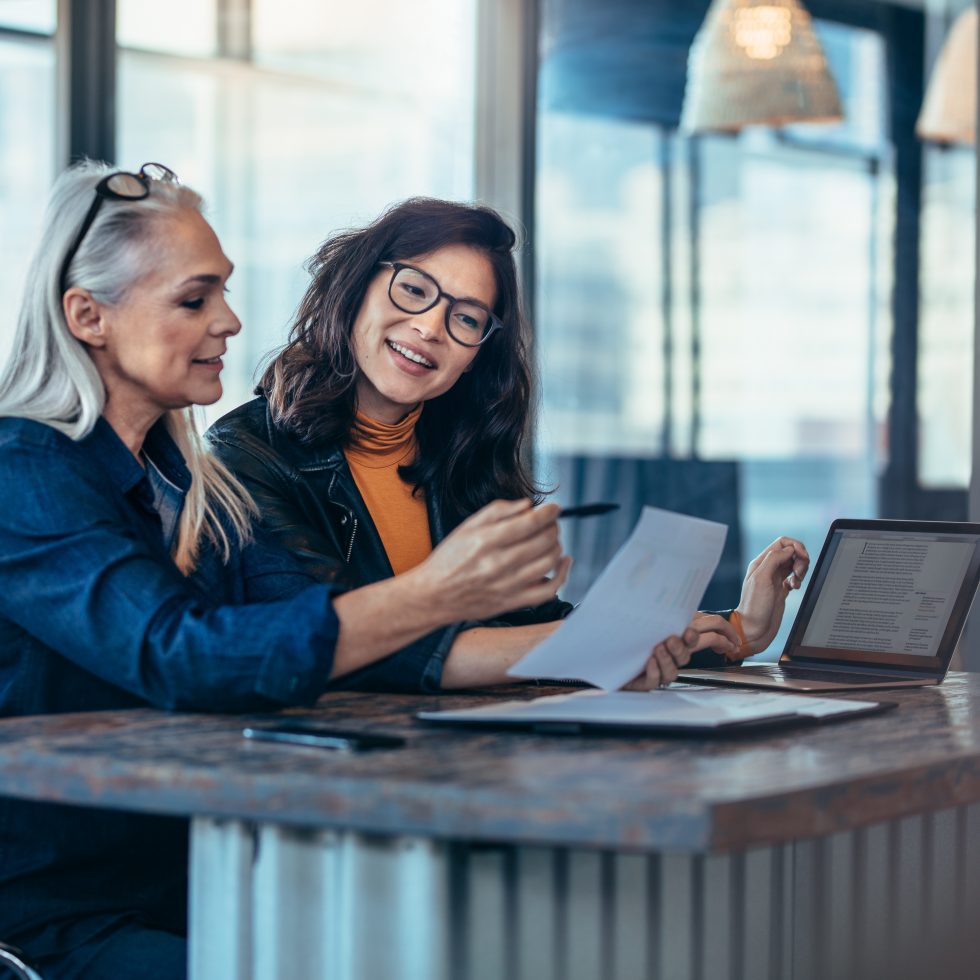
[508,506,727,690]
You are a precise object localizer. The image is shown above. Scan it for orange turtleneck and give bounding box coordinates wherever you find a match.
[344,405,432,575]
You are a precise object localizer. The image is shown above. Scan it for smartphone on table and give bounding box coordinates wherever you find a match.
[242,722,406,752]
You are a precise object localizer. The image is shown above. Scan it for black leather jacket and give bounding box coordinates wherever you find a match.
[206,396,573,692]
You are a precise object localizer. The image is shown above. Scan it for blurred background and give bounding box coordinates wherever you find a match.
[0,0,975,658]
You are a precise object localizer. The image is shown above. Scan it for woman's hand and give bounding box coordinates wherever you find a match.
[622,627,699,690]
[332,500,568,680]
[732,536,810,658]
[409,498,571,624]
[686,612,742,657]
[621,608,747,689]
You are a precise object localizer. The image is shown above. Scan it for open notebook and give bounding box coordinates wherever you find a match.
[418,686,894,736]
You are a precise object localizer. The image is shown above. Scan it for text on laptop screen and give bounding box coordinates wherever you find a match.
[787,526,980,669]
[801,531,974,657]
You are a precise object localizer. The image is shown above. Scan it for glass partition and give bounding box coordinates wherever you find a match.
[535,0,976,655]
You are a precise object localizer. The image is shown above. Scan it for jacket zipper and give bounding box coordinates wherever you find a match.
[326,471,358,563]
[345,517,358,564]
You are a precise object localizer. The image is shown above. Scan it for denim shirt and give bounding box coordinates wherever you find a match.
[0,415,354,717]
[0,415,348,957]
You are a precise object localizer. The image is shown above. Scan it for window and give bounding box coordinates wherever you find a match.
[0,1,55,34]
[534,0,975,655]
[0,13,55,365]
[116,0,477,421]
[919,145,975,488]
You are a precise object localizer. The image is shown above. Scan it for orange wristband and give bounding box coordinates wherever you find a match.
[728,610,750,660]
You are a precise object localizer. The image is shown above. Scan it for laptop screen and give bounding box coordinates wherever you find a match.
[781,520,980,673]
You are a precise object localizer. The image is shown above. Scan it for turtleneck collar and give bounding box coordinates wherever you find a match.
[346,404,423,468]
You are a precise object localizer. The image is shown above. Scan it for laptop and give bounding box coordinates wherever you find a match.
[679,518,980,692]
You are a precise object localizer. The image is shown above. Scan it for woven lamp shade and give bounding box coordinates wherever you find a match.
[916,7,977,145]
[681,0,844,133]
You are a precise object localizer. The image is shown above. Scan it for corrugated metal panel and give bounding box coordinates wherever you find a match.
[189,818,254,980]
[189,801,980,980]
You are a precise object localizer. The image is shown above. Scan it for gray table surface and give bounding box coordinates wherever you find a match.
[1,675,978,853]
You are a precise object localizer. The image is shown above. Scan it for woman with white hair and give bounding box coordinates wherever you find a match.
[0,162,699,979]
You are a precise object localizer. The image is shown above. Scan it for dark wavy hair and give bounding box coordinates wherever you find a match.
[259,197,540,523]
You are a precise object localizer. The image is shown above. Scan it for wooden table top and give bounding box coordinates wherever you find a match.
[1,675,979,854]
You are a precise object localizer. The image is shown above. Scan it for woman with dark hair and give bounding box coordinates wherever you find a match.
[260,198,535,519]
[208,198,809,689]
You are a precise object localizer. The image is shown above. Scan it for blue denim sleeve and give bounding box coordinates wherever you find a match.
[0,431,341,711]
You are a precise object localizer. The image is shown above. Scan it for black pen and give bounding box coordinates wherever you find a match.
[558,502,620,519]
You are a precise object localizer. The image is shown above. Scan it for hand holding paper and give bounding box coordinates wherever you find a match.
[507,507,728,690]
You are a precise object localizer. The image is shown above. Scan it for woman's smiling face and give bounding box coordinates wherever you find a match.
[351,243,496,423]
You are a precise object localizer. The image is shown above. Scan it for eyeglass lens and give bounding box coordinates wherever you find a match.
[102,164,177,200]
[140,162,177,183]
[390,266,491,345]
[103,173,149,199]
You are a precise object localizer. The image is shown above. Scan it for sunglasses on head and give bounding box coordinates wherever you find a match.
[59,162,179,296]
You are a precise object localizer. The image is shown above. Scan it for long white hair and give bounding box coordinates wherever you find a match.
[0,160,255,573]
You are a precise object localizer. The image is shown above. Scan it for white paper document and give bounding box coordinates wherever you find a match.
[507,507,727,690]
[419,687,884,731]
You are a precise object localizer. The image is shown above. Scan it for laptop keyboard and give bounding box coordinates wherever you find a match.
[744,664,908,685]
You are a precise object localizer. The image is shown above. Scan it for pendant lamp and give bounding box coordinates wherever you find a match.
[916,7,977,146]
[681,0,844,133]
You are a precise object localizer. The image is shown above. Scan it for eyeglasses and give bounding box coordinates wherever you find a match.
[59,162,179,295]
[380,261,503,347]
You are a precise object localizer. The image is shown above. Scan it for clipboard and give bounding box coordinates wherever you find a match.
[417,687,896,737]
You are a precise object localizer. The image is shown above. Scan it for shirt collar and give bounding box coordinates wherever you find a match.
[82,416,192,495]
